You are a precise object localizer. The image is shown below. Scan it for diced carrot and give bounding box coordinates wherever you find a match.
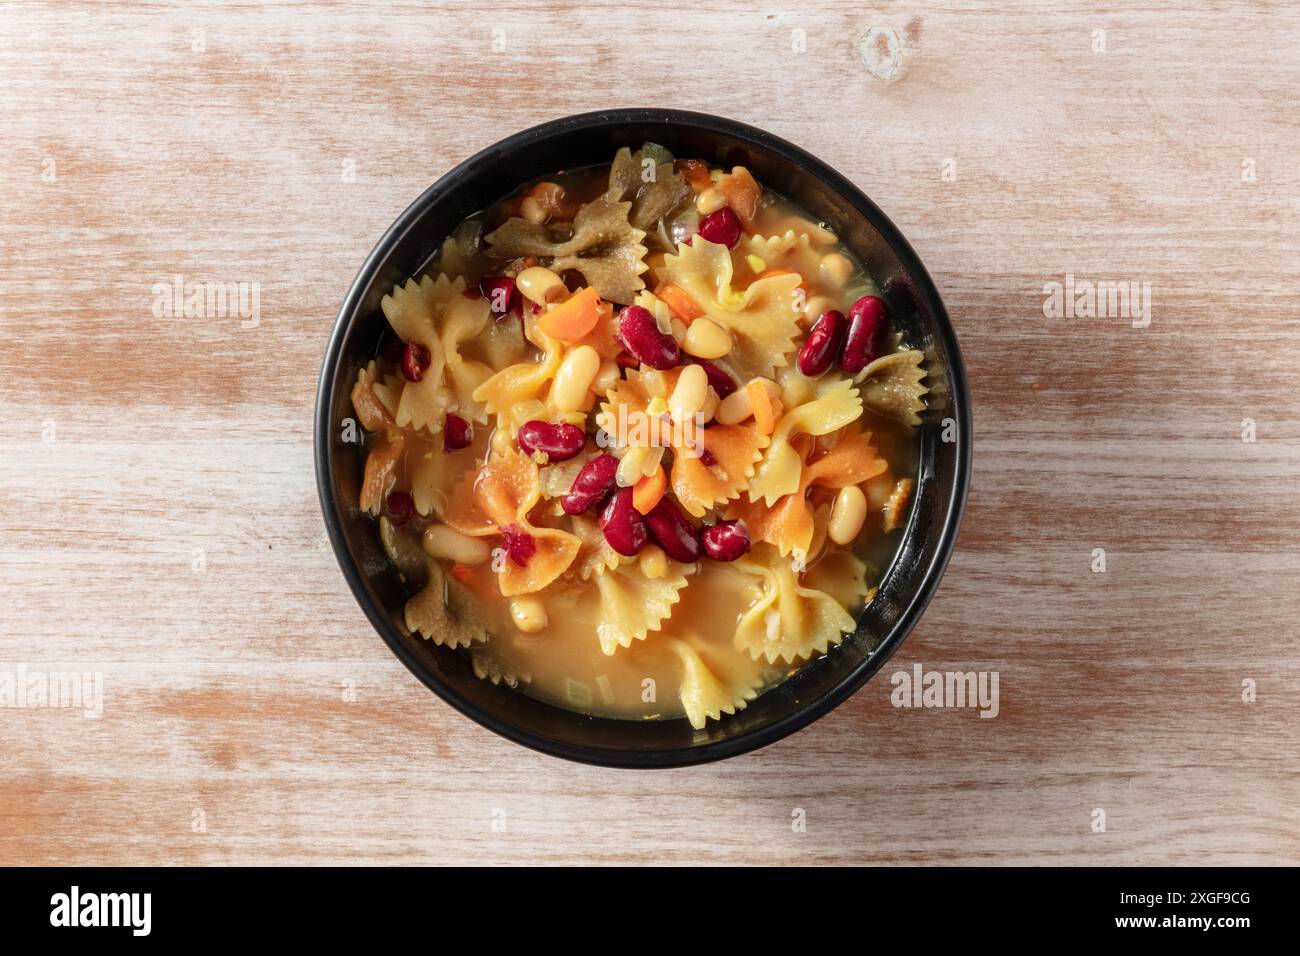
[575,299,620,359]
[632,466,667,514]
[655,282,704,322]
[449,563,474,583]
[676,159,713,193]
[717,166,760,226]
[748,380,776,435]
[525,182,577,219]
[538,286,602,342]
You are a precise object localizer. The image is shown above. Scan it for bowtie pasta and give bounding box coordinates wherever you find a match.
[351,146,925,729]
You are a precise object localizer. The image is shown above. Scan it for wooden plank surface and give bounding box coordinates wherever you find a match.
[2,0,1298,865]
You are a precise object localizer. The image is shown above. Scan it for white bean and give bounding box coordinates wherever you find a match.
[510,597,548,633]
[616,445,651,487]
[828,485,868,545]
[696,187,726,215]
[669,363,708,424]
[716,386,754,425]
[551,345,600,412]
[803,294,838,323]
[520,196,547,224]
[516,266,566,305]
[682,318,732,359]
[423,524,491,565]
[819,252,854,288]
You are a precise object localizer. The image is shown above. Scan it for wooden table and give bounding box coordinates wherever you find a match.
[2,1,1296,865]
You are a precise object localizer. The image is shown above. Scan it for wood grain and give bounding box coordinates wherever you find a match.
[2,0,1297,865]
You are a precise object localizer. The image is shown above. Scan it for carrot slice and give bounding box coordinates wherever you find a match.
[718,167,760,226]
[748,381,776,435]
[632,466,667,514]
[655,282,704,322]
[676,159,713,193]
[538,286,601,342]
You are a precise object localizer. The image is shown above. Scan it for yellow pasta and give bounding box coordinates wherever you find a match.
[802,548,870,614]
[747,375,863,505]
[661,239,804,381]
[381,274,483,435]
[569,513,625,580]
[732,544,858,664]
[743,230,823,287]
[472,330,565,419]
[669,638,761,730]
[594,563,689,656]
[437,295,494,423]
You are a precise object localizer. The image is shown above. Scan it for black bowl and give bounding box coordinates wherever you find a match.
[315,109,971,768]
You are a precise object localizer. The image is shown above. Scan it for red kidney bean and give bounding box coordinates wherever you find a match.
[500,523,536,566]
[561,453,619,515]
[701,519,750,561]
[798,309,846,377]
[516,420,586,462]
[617,305,680,369]
[385,490,414,529]
[600,487,647,557]
[443,413,472,451]
[644,498,702,563]
[692,358,737,398]
[401,341,431,382]
[479,275,520,318]
[699,447,718,467]
[839,295,888,374]
[697,207,742,248]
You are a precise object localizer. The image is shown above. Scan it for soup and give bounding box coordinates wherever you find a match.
[350,145,924,728]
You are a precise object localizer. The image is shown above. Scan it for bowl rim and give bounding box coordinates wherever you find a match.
[314,108,972,768]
